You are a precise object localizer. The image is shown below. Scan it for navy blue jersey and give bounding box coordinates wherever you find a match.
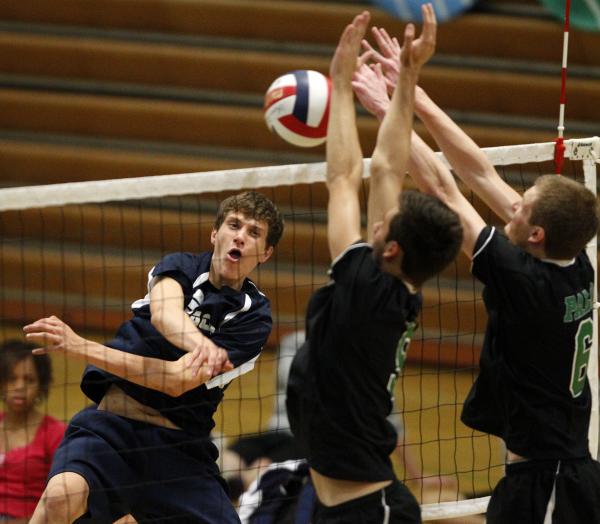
[287,243,422,482]
[81,251,272,436]
[462,226,594,459]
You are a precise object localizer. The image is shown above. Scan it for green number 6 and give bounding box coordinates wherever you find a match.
[570,318,594,398]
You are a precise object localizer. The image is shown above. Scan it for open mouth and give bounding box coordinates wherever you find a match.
[228,248,242,262]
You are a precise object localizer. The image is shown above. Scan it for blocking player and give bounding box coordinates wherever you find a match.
[286,6,463,523]
[353,26,600,522]
[23,191,283,523]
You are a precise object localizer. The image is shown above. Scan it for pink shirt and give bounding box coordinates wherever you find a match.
[0,414,66,518]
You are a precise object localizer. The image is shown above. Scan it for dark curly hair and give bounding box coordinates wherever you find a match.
[0,339,53,400]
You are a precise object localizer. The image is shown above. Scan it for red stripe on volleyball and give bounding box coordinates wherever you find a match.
[278,78,331,139]
[264,86,297,111]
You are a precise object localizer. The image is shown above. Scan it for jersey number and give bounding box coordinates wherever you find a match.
[387,321,416,401]
[570,318,593,398]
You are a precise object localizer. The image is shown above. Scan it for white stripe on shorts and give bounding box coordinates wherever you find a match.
[381,489,390,524]
[543,461,561,524]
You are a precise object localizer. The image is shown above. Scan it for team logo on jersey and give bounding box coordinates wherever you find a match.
[563,283,593,323]
[189,311,216,334]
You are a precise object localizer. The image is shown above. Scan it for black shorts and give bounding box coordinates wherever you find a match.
[314,480,420,524]
[487,456,600,524]
[49,406,240,524]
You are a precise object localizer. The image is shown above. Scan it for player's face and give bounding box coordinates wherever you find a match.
[210,212,273,289]
[504,186,537,250]
[2,357,41,415]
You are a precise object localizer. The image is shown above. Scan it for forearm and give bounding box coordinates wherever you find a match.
[326,82,363,191]
[409,131,457,202]
[371,67,417,180]
[414,87,492,182]
[63,338,179,394]
[150,276,208,354]
[152,306,206,354]
[414,87,520,221]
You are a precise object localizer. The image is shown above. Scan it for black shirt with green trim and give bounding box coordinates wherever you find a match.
[287,242,421,481]
[462,226,594,459]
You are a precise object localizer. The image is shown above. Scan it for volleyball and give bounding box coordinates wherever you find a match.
[263,70,331,148]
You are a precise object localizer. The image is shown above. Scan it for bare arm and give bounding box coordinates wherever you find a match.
[409,132,486,258]
[23,316,216,396]
[413,87,521,223]
[368,4,437,241]
[149,276,231,376]
[326,11,370,261]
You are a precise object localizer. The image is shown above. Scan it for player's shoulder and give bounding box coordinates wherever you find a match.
[242,278,270,307]
[331,241,372,267]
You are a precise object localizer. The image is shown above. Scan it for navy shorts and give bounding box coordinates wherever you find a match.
[49,406,240,524]
[314,480,420,524]
[487,456,600,524]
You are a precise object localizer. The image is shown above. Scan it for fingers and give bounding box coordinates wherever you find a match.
[188,341,233,379]
[189,345,208,378]
[421,3,437,46]
[372,27,399,58]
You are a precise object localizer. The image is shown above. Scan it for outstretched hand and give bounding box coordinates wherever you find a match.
[400,3,437,72]
[330,10,370,84]
[359,26,401,94]
[23,315,85,355]
[352,62,390,120]
[358,3,436,93]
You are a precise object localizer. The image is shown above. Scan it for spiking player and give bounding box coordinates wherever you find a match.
[24,191,283,523]
[352,24,600,522]
[286,6,463,523]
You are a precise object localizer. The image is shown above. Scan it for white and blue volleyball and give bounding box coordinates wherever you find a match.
[373,0,476,22]
[264,70,331,148]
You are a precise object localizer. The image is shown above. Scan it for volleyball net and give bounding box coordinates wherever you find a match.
[0,137,598,520]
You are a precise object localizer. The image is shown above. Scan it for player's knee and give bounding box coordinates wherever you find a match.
[40,473,89,521]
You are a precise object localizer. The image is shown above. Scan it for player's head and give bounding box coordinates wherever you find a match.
[0,339,53,413]
[505,175,599,259]
[373,191,463,287]
[211,192,284,288]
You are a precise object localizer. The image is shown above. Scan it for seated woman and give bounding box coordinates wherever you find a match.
[0,340,66,523]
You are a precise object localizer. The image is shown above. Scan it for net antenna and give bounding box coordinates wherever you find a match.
[554,0,571,174]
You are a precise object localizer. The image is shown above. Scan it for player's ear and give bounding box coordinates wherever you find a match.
[259,245,274,265]
[529,225,545,246]
[210,228,217,246]
[383,240,401,261]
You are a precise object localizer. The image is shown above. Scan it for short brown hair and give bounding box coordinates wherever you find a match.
[531,175,599,259]
[214,191,284,248]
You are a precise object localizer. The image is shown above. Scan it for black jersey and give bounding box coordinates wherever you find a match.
[462,226,594,459]
[287,243,422,482]
[81,251,272,436]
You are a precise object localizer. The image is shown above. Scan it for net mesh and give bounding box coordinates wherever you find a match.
[0,137,598,521]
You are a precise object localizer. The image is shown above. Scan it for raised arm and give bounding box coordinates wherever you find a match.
[367,3,436,241]
[357,20,522,224]
[325,11,370,261]
[414,86,521,223]
[408,131,486,257]
[22,316,225,396]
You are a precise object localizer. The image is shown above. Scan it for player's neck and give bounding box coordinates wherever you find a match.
[208,266,244,291]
